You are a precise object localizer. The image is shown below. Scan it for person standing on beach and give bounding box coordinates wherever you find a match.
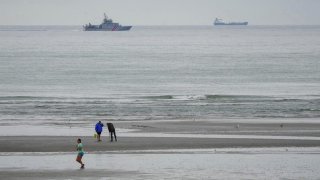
[107,123,117,142]
[76,138,85,169]
[95,121,104,142]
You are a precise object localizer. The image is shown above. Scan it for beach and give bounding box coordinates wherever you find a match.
[1,120,320,179]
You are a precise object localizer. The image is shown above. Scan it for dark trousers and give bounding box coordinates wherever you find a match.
[110,131,117,142]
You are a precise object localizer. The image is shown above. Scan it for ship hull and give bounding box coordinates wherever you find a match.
[214,22,248,26]
[84,26,132,31]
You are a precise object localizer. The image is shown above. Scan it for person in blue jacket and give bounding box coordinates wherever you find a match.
[95,121,104,142]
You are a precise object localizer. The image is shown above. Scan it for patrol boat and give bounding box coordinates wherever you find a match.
[83,13,132,31]
[214,18,248,26]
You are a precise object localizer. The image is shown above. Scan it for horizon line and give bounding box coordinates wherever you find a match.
[1,24,320,26]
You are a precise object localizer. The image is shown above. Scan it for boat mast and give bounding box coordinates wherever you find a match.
[103,13,108,23]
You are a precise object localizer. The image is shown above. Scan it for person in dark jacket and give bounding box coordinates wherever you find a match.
[106,123,117,142]
[95,121,104,142]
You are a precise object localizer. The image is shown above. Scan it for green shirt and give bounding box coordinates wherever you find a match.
[77,143,84,153]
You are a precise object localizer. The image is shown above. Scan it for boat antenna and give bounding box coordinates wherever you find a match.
[102,13,108,23]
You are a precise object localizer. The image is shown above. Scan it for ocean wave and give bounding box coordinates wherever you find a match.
[1,94,319,122]
[204,94,266,100]
[0,96,58,100]
[142,95,174,100]
[0,29,48,32]
[0,94,320,106]
[297,108,320,112]
[273,99,302,102]
[140,94,267,101]
[138,94,283,104]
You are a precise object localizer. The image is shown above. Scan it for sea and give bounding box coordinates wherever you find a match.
[0,25,319,126]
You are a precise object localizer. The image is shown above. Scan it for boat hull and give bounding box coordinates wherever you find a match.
[214,22,248,26]
[84,26,132,31]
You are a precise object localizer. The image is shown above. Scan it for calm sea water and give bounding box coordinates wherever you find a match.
[0,25,319,125]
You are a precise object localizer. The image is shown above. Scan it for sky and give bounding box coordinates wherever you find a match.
[0,0,320,25]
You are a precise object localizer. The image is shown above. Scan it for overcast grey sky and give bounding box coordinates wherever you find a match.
[0,0,319,25]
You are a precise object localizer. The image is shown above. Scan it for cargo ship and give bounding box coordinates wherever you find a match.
[83,13,132,31]
[214,18,248,26]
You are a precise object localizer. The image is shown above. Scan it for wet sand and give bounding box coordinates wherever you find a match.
[1,120,320,152]
[118,119,320,137]
[1,136,320,152]
[1,150,320,180]
[0,169,144,180]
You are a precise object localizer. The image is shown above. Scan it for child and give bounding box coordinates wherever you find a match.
[76,138,85,169]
